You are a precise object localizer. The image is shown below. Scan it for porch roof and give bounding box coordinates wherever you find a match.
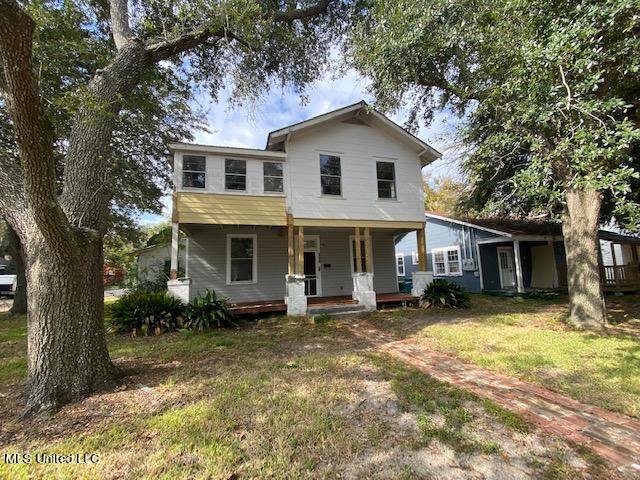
[426,213,640,244]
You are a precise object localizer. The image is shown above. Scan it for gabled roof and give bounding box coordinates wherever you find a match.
[426,212,640,243]
[266,101,442,166]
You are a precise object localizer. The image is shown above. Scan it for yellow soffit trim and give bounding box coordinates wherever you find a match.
[293,218,424,229]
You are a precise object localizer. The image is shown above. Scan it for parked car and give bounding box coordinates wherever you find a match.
[0,275,16,297]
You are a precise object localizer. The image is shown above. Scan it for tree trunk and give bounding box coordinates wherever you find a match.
[561,188,607,329]
[21,233,115,418]
[6,224,27,315]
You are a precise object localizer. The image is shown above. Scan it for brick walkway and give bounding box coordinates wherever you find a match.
[348,321,640,477]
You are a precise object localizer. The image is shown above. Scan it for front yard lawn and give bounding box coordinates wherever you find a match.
[0,306,617,479]
[369,294,640,418]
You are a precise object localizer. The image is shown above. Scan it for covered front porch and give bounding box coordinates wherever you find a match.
[167,219,431,315]
[478,233,640,294]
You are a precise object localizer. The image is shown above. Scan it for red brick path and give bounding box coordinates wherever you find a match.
[348,321,640,477]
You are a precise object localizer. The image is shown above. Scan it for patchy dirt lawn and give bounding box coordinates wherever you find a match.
[0,310,620,479]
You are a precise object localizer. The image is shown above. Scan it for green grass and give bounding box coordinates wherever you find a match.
[412,295,640,417]
[369,354,528,454]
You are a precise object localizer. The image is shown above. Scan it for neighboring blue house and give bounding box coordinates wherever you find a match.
[396,213,640,294]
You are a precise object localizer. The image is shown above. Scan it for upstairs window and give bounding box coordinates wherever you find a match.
[182,155,206,188]
[320,154,341,196]
[225,159,246,191]
[376,161,396,199]
[263,162,284,193]
[412,251,419,265]
[432,246,462,276]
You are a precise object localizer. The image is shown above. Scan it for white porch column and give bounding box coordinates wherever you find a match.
[513,240,525,293]
[411,271,434,297]
[352,272,376,311]
[285,274,307,315]
[170,222,179,279]
[167,278,191,303]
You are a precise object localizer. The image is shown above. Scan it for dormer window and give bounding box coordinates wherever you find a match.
[182,155,206,188]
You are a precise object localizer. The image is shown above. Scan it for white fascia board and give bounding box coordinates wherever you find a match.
[169,143,287,160]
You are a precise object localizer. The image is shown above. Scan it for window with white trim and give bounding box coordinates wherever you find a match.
[225,159,246,191]
[227,234,257,284]
[396,253,405,276]
[320,154,341,195]
[263,162,284,193]
[411,251,419,265]
[432,246,462,276]
[376,161,396,199]
[182,155,206,188]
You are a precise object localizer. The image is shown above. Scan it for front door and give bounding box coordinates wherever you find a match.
[497,247,516,289]
[303,235,321,297]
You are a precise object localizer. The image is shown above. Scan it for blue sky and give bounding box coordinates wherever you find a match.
[138,67,462,226]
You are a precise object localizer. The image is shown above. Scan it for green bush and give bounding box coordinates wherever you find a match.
[109,291,185,334]
[184,290,236,330]
[420,279,470,309]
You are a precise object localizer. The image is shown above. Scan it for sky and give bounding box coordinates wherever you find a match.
[138,67,462,226]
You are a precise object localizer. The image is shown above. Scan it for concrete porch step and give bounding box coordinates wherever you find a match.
[307,303,369,316]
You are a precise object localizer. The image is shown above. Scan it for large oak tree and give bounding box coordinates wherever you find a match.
[0,0,341,417]
[351,0,640,329]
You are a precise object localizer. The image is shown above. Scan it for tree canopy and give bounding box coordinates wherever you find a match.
[351,0,640,231]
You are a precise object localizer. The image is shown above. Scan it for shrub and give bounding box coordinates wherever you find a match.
[109,291,185,334]
[420,279,470,309]
[184,290,236,330]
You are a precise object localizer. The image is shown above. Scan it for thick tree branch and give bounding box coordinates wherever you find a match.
[0,0,74,252]
[109,0,134,50]
[145,0,332,62]
[145,29,224,62]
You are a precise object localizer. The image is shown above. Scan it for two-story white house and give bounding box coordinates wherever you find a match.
[167,101,440,315]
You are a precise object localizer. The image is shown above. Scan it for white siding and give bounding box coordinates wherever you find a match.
[286,120,425,221]
[174,152,287,197]
[187,226,399,303]
[188,225,288,303]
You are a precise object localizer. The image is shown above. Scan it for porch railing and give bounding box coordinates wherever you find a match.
[600,264,640,287]
[557,263,640,290]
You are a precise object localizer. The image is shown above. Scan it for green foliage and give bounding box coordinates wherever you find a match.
[352,0,640,230]
[184,290,236,331]
[423,173,468,215]
[108,291,185,334]
[420,279,470,309]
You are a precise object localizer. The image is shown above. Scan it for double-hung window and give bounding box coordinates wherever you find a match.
[263,162,284,193]
[225,159,246,191]
[396,253,405,276]
[227,234,257,284]
[432,246,462,276]
[376,161,396,199]
[182,155,206,188]
[320,154,341,196]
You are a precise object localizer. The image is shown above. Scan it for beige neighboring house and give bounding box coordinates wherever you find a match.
[166,101,442,315]
[135,241,186,283]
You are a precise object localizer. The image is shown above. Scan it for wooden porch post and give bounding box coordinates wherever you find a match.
[170,222,179,279]
[611,242,620,283]
[417,227,427,271]
[287,214,294,275]
[364,227,373,273]
[297,226,304,275]
[355,227,362,273]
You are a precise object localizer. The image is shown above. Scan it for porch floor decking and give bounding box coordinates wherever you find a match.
[230,293,415,315]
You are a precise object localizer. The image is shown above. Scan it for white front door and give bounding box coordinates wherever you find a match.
[497,247,516,289]
[303,235,321,297]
